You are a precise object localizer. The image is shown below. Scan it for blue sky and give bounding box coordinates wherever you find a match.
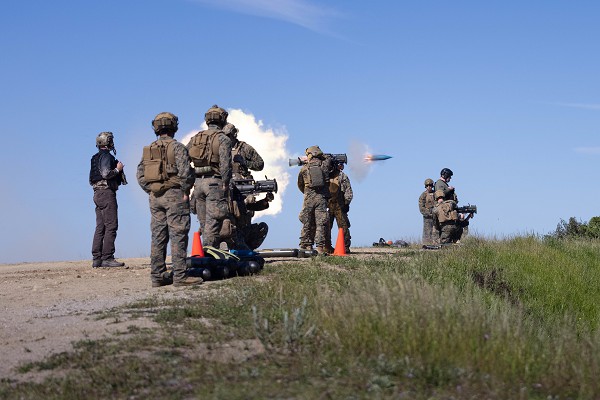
[1,0,600,263]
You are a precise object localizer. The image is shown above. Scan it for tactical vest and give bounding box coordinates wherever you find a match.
[89,151,121,187]
[141,139,179,193]
[188,129,221,175]
[232,142,250,178]
[436,200,459,223]
[329,174,340,196]
[305,159,326,189]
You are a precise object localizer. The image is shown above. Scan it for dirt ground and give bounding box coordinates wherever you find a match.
[0,247,398,381]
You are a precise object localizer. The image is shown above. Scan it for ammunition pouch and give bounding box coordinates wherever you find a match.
[435,200,459,223]
[219,218,235,239]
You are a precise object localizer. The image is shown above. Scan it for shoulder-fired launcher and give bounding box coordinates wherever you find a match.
[288,153,347,167]
[456,204,477,214]
[233,178,278,195]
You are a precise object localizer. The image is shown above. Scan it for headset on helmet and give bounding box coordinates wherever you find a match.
[440,168,453,179]
[424,178,434,187]
[204,105,228,127]
[152,112,179,134]
[223,123,238,139]
[96,132,115,153]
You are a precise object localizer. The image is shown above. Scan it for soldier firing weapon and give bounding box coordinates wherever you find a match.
[289,153,347,167]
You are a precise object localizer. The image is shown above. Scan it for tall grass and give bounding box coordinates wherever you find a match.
[4,237,600,399]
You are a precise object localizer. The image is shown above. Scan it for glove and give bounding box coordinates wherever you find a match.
[342,204,350,213]
[233,154,246,165]
[265,192,275,202]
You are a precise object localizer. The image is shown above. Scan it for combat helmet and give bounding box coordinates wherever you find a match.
[204,105,228,128]
[305,145,323,159]
[223,123,238,139]
[152,112,179,135]
[96,132,115,153]
[424,178,434,187]
[440,168,453,179]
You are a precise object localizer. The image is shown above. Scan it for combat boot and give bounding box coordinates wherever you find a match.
[300,245,313,250]
[325,246,335,254]
[173,276,203,287]
[101,258,125,267]
[316,246,328,255]
[152,271,174,287]
[92,259,102,268]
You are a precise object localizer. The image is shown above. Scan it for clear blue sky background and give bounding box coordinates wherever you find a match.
[1,0,599,263]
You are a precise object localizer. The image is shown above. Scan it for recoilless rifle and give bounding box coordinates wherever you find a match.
[288,153,347,167]
[233,178,278,196]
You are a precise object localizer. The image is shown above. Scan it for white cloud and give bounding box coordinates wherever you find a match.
[189,0,342,34]
[181,109,291,218]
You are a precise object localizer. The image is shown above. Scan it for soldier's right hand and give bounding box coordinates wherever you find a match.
[116,161,124,171]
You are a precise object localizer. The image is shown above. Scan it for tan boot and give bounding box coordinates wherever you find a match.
[173,276,203,287]
[316,246,328,255]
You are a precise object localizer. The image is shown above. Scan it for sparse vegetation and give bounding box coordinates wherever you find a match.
[3,237,600,399]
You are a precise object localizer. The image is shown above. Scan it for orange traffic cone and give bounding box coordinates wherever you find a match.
[333,228,347,256]
[191,231,205,257]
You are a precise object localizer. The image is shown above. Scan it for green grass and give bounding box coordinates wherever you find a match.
[3,237,600,399]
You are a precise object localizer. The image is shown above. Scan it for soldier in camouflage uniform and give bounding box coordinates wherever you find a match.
[89,132,126,268]
[325,162,353,253]
[136,112,200,287]
[186,105,233,248]
[297,145,332,254]
[432,168,471,244]
[222,123,272,250]
[418,178,436,245]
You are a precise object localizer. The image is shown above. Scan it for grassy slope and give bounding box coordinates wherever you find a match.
[2,237,600,399]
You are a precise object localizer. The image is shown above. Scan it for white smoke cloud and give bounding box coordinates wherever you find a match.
[181,109,291,218]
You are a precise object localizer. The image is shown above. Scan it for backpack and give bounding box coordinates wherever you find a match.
[188,129,221,174]
[306,159,326,189]
[141,139,178,193]
[436,200,459,223]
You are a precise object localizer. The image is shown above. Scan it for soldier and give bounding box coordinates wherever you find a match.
[325,162,353,253]
[432,168,472,244]
[418,178,436,245]
[136,112,200,287]
[89,132,126,268]
[222,123,272,250]
[297,145,332,254]
[186,105,233,248]
[223,123,264,180]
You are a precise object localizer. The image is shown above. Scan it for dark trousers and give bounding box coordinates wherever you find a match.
[92,189,118,260]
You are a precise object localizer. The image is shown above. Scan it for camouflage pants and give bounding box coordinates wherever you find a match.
[193,177,230,248]
[422,217,434,245]
[439,222,463,244]
[92,189,118,260]
[149,188,190,282]
[299,191,328,248]
[327,200,351,250]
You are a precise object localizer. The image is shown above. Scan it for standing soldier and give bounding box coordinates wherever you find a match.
[186,105,233,248]
[325,162,353,253]
[136,112,200,287]
[432,168,472,244]
[418,178,436,245]
[297,145,332,254]
[89,131,126,268]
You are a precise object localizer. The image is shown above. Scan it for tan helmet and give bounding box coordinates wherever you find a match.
[223,123,238,139]
[204,104,228,127]
[96,132,114,149]
[424,178,434,187]
[305,145,323,158]
[434,189,445,200]
[152,112,178,134]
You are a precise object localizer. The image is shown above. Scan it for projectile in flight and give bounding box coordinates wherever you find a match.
[364,154,393,162]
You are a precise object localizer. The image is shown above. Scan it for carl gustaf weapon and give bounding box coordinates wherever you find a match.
[289,153,347,167]
[233,178,278,196]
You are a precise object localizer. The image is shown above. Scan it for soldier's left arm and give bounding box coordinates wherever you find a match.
[241,143,264,171]
[136,157,151,194]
